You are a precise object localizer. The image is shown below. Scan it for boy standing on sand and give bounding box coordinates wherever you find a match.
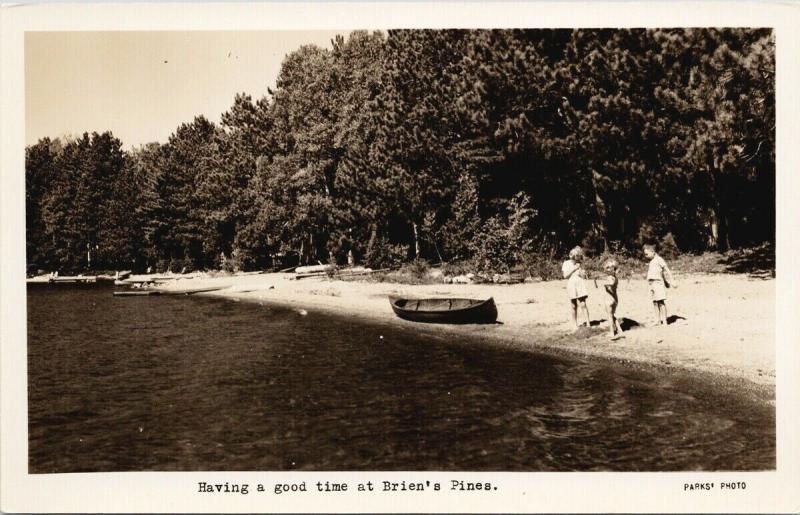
[602,258,624,339]
[562,246,590,330]
[643,244,676,326]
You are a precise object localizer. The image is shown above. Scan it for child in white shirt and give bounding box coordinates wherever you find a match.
[643,244,676,326]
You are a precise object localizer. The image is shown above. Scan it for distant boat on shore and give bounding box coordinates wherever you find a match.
[25,275,98,284]
[28,270,132,284]
[112,286,224,297]
[389,296,498,324]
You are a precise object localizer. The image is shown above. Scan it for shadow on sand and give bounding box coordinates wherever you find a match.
[718,243,775,279]
[619,317,641,331]
[585,317,642,332]
[667,314,687,325]
[571,315,686,337]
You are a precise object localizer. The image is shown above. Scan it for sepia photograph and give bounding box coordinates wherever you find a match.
[23,27,777,473]
[2,2,799,513]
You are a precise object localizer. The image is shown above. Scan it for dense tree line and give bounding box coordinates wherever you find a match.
[26,29,774,274]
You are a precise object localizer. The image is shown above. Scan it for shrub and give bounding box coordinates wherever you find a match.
[370,270,439,285]
[326,230,356,266]
[659,232,680,259]
[581,230,606,255]
[445,189,537,272]
[168,255,194,273]
[221,259,236,274]
[637,222,658,247]
[167,258,180,273]
[230,248,260,271]
[608,240,626,255]
[440,260,475,277]
[369,259,438,285]
[518,253,560,281]
[402,258,430,277]
[402,259,431,275]
[472,216,513,273]
[156,258,170,274]
[364,237,407,270]
[505,192,537,260]
[439,173,482,261]
[221,249,247,273]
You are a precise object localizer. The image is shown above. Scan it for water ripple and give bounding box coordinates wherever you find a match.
[27,284,775,472]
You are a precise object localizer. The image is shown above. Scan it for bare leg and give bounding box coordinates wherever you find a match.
[570,299,578,328]
[605,304,616,337]
[580,299,590,327]
[652,301,660,326]
[659,302,668,325]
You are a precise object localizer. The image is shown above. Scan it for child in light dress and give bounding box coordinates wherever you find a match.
[562,246,590,329]
[602,258,624,339]
[643,243,676,326]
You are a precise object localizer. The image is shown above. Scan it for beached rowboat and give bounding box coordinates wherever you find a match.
[389,296,498,324]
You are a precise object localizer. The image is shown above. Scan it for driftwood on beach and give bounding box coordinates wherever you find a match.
[293,267,383,280]
[292,265,332,278]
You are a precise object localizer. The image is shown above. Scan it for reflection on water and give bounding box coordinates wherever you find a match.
[27,284,774,472]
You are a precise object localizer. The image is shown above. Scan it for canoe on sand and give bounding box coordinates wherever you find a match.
[389,296,498,324]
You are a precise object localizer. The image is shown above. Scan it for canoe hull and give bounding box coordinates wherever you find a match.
[389,296,498,324]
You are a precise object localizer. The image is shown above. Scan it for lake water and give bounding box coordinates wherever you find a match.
[27,283,775,472]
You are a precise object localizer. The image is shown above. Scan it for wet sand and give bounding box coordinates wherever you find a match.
[145,270,775,400]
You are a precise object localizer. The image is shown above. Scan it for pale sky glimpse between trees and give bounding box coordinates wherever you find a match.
[25,31,346,149]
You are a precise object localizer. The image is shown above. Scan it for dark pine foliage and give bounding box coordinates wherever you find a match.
[25,29,775,273]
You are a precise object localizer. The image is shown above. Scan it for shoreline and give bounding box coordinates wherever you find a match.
[139,270,775,402]
[240,293,776,407]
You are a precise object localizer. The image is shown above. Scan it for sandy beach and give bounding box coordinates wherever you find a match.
[146,270,775,397]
